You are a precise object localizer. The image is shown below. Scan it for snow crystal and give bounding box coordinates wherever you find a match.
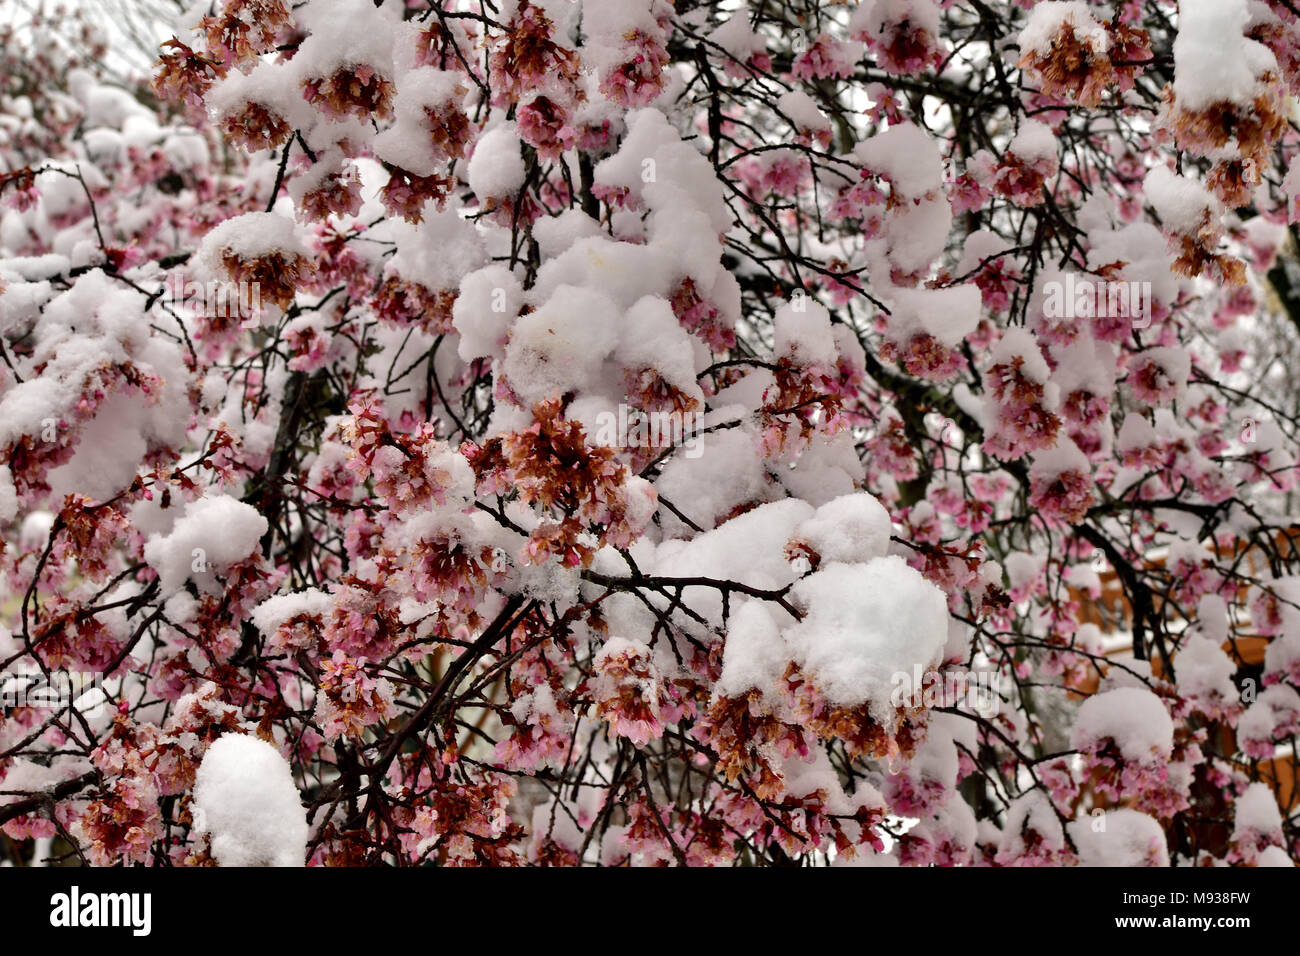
[1172,0,1276,112]
[1232,781,1282,841]
[886,285,981,347]
[1174,632,1238,707]
[1007,120,1058,164]
[1029,434,1089,481]
[143,495,268,595]
[783,556,949,720]
[790,492,893,565]
[191,734,307,867]
[1143,165,1220,235]
[251,589,332,640]
[196,211,306,272]
[0,465,17,523]
[990,326,1051,383]
[453,265,523,362]
[500,284,620,405]
[468,122,526,200]
[1070,687,1173,762]
[773,296,837,367]
[855,123,945,198]
[716,599,788,700]
[1017,2,1108,57]
[1070,808,1168,866]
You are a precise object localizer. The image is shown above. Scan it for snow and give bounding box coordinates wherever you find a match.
[0,254,70,281]
[1017,2,1108,57]
[530,236,675,313]
[0,466,15,523]
[453,265,523,362]
[1174,631,1237,706]
[251,589,332,640]
[191,734,307,867]
[1285,157,1300,224]
[207,61,311,141]
[582,0,663,44]
[1172,0,1276,112]
[778,91,831,135]
[1029,435,1089,481]
[783,556,949,721]
[1239,684,1300,750]
[990,326,1050,383]
[71,70,154,128]
[1001,553,1039,594]
[855,123,945,199]
[707,3,767,62]
[143,495,268,595]
[372,67,467,176]
[784,750,884,823]
[500,284,621,406]
[0,271,190,501]
[997,789,1067,863]
[293,0,397,84]
[1143,165,1220,234]
[648,497,814,634]
[614,295,705,403]
[901,197,966,272]
[385,210,486,293]
[854,0,942,39]
[651,425,770,534]
[1070,687,1173,761]
[532,209,603,258]
[1049,338,1116,404]
[1258,846,1294,866]
[1070,808,1169,866]
[1195,593,1230,644]
[1081,221,1185,306]
[593,109,731,235]
[1116,412,1157,454]
[885,285,982,347]
[716,599,788,700]
[773,295,838,367]
[893,711,964,793]
[468,123,526,200]
[789,492,893,565]
[1007,120,1058,164]
[1231,781,1282,841]
[196,211,307,271]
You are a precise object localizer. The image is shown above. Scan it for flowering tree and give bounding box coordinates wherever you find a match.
[3,0,1300,867]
